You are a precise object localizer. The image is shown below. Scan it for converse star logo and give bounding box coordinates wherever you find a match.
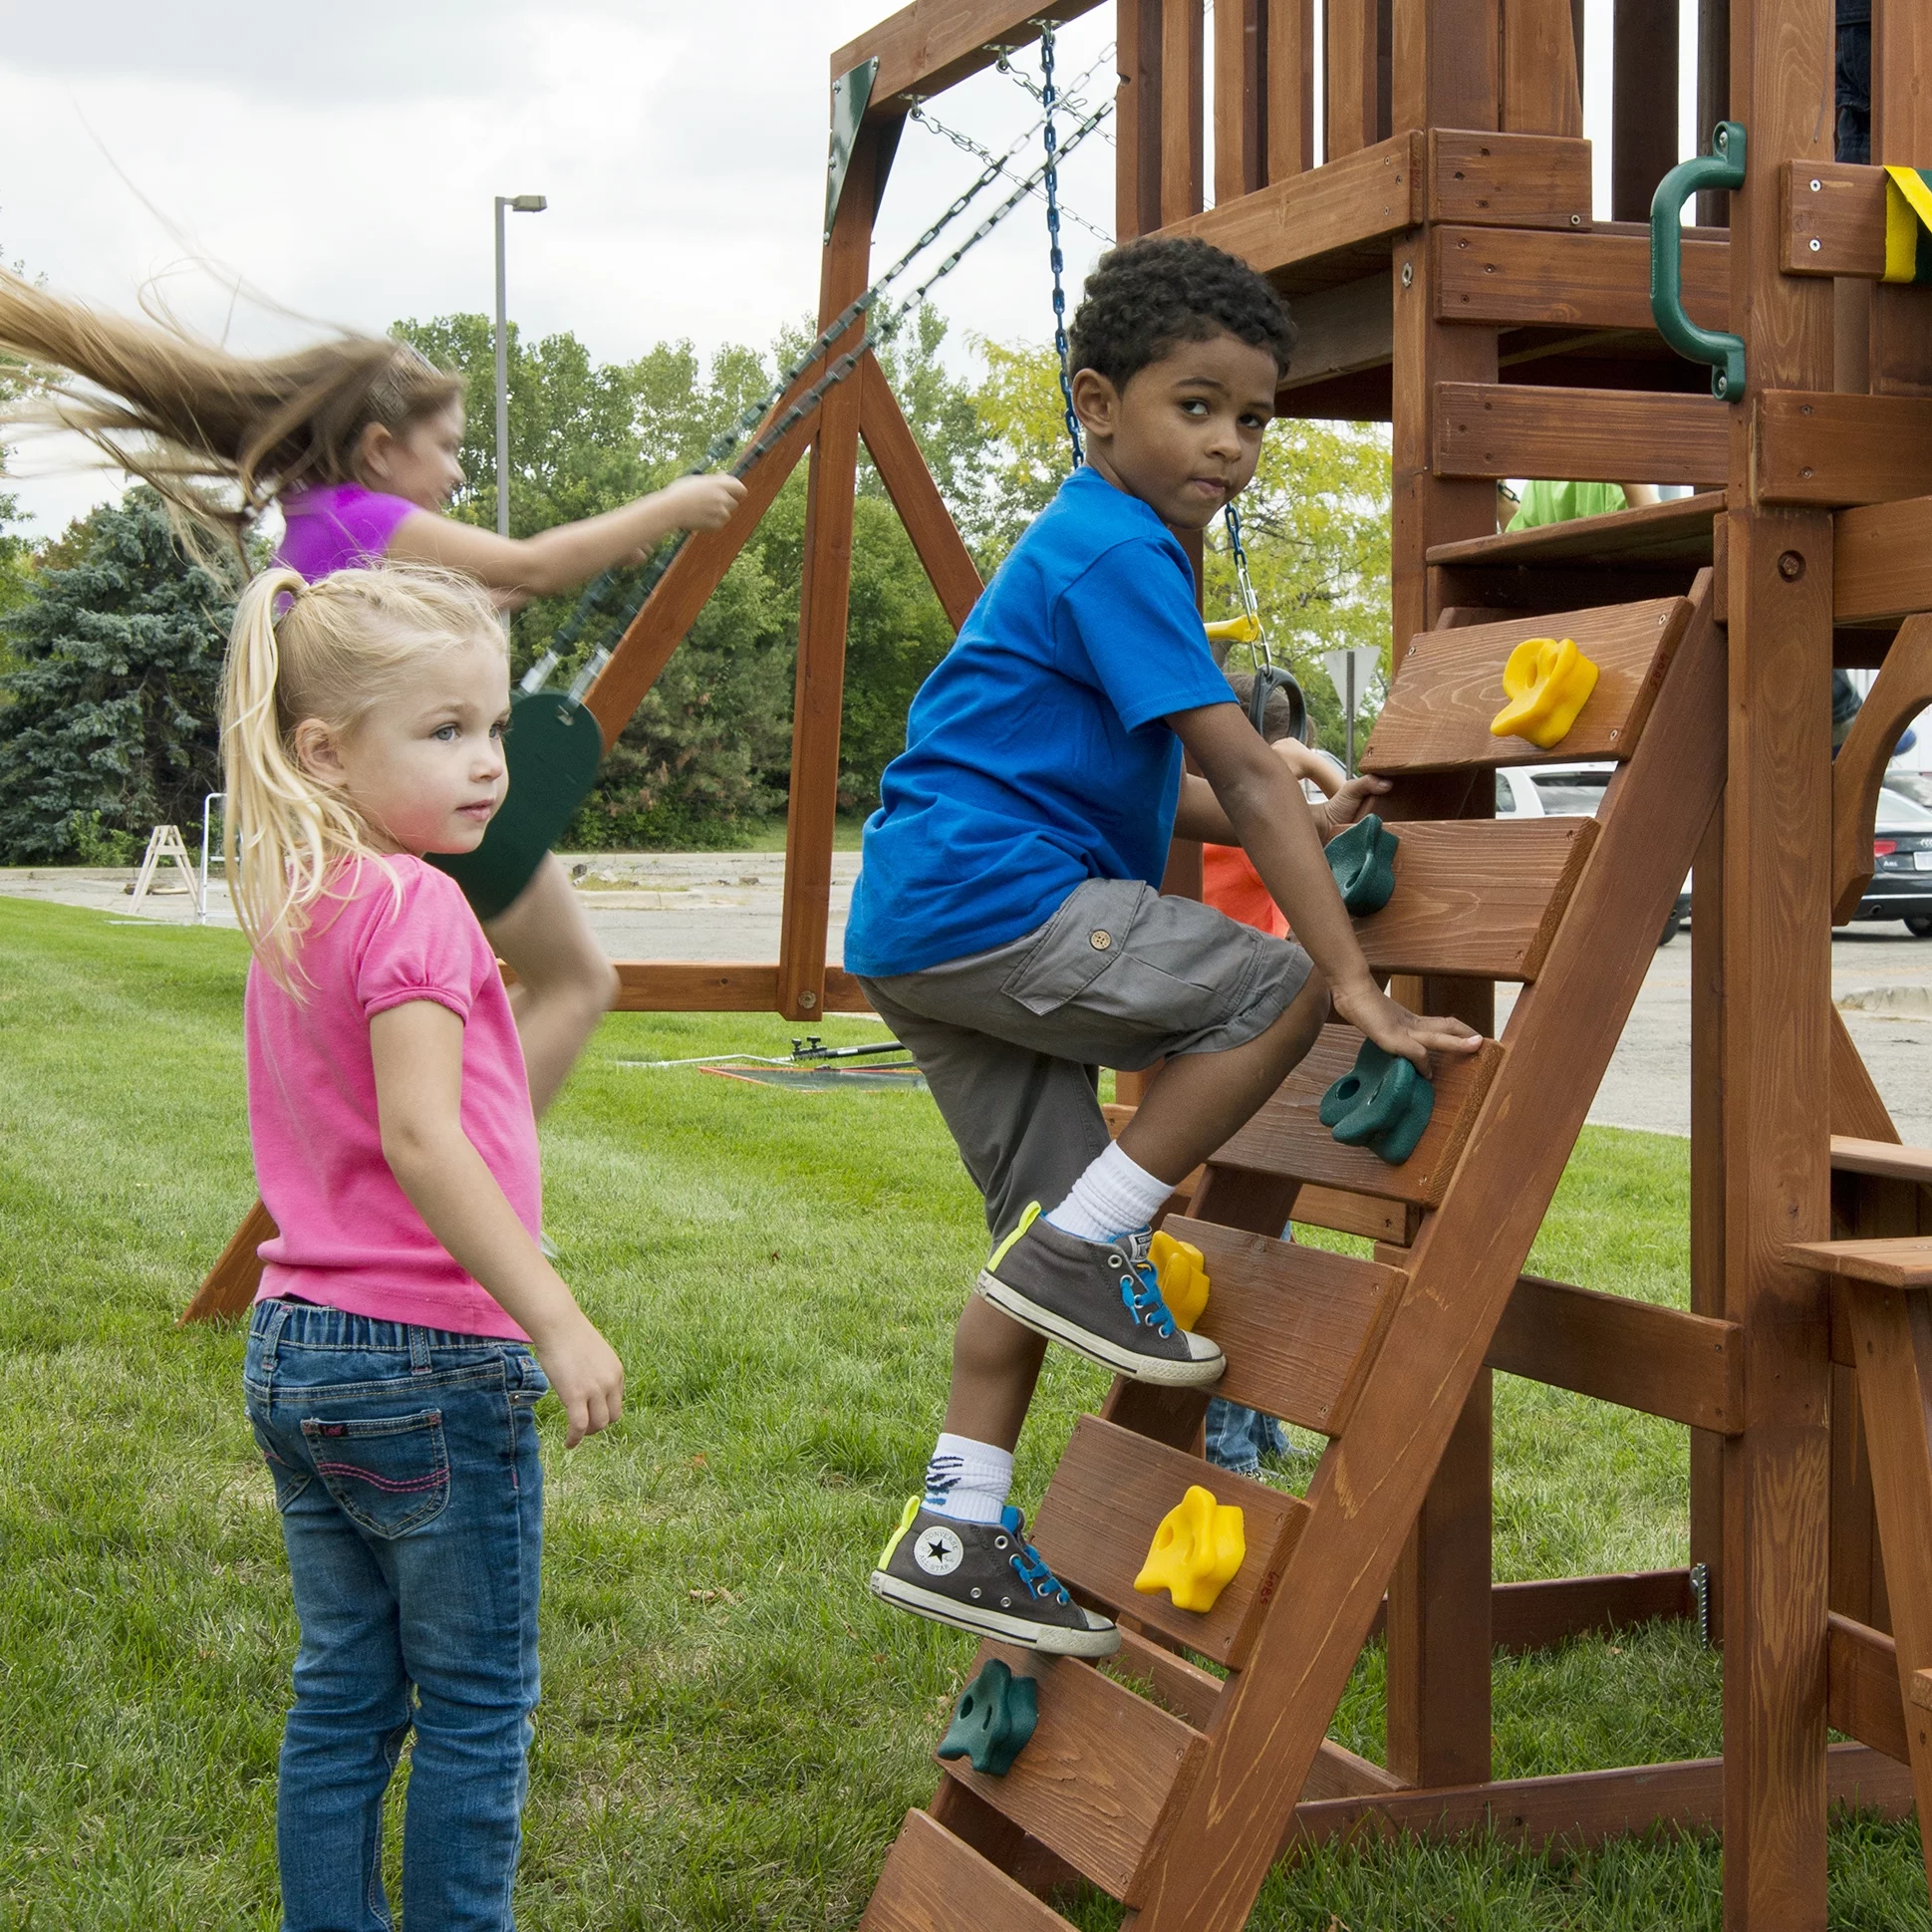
[915,1525,965,1576]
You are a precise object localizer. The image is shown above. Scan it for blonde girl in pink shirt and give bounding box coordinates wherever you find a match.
[224,562,625,1931]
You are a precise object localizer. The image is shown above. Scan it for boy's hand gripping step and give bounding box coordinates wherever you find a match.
[974,1205,1226,1387]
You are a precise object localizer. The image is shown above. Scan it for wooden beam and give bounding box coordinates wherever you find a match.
[857,356,982,631]
[830,0,1105,115]
[1428,132,1591,229]
[1266,0,1316,180]
[1755,392,1932,508]
[1117,0,1164,241]
[1280,1744,1914,1854]
[1836,496,1932,626]
[1434,226,1730,333]
[1500,0,1582,136]
[1157,132,1423,282]
[1781,162,1888,278]
[777,126,879,1024]
[1610,0,1678,222]
[1831,613,1932,922]
[1487,1273,1745,1432]
[1434,383,1730,485]
[178,1197,275,1325]
[1215,0,1266,202]
[1391,0,1499,138]
[583,398,818,744]
[1278,272,1394,389]
[1161,0,1206,227]
[1325,0,1383,157]
[1829,1612,1911,1764]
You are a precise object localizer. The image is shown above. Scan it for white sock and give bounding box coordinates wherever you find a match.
[1045,1140,1174,1243]
[924,1433,1013,1524]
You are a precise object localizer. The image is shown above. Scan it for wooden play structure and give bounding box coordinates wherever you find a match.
[183,0,1932,1923]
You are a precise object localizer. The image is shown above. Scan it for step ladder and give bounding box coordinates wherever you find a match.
[863,567,1733,1931]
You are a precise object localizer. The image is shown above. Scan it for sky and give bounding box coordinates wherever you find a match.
[0,0,1688,539]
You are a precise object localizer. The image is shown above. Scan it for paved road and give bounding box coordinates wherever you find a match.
[10,857,1932,1144]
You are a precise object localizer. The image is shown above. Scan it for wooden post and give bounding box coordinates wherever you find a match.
[1118,0,1166,239]
[777,121,886,1022]
[1214,0,1266,201]
[1689,807,1725,1625]
[1382,0,1501,1794]
[1868,0,1932,397]
[1611,0,1681,222]
[1695,0,1731,225]
[1720,0,1835,1920]
[1326,0,1383,157]
[1267,0,1316,179]
[1161,0,1206,227]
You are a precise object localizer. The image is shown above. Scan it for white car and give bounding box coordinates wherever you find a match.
[1495,762,1691,946]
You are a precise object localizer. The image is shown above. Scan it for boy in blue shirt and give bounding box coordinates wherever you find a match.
[850,238,1480,1655]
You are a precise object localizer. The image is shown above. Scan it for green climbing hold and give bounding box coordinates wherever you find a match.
[1318,1039,1435,1166]
[430,690,606,922]
[1325,813,1399,916]
[937,1658,1038,1778]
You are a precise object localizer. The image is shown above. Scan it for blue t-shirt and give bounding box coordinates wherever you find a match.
[843,466,1236,978]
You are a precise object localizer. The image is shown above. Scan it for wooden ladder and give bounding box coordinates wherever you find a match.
[862,566,1729,1931]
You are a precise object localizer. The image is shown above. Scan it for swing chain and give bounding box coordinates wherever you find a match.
[1040,21,1084,468]
[909,101,1113,242]
[1223,501,1269,668]
[551,89,1117,673]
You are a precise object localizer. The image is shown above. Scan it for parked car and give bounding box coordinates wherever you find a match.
[1495,762,1692,946]
[1842,781,1932,937]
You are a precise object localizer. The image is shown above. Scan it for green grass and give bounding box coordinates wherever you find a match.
[0,896,1923,1930]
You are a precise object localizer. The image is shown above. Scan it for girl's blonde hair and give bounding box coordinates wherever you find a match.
[0,265,464,553]
[222,565,504,988]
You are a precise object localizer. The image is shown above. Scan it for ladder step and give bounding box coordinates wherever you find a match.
[1425,489,1723,572]
[1361,593,1694,774]
[1186,1220,1406,1435]
[1831,1135,1932,1189]
[1213,1023,1505,1208]
[938,1642,1204,1907]
[1789,1238,1932,1288]
[1030,1416,1309,1667]
[860,1808,1075,1932]
[1354,816,1598,982]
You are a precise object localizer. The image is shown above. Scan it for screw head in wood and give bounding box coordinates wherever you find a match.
[1810,238,1821,252]
[1811,178,1822,192]
[1570,213,1582,226]
[1401,262,1414,287]
[1778,551,1805,581]
[799,989,818,1007]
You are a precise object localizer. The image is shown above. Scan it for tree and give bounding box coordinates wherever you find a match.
[0,488,237,863]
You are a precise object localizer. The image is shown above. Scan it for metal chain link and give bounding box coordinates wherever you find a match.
[1223,500,1269,668]
[1040,21,1084,468]
[909,102,1112,243]
[558,88,1117,674]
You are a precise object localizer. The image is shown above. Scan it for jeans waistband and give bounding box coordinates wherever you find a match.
[251,1297,528,1374]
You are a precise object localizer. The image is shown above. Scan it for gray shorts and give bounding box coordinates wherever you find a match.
[859,878,1315,1240]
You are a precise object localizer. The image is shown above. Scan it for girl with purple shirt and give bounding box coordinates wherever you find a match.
[0,264,742,1115]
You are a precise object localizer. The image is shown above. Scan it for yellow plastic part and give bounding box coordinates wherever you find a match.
[1205,611,1262,647]
[1488,636,1600,749]
[1133,1484,1245,1613]
[1148,1231,1210,1331]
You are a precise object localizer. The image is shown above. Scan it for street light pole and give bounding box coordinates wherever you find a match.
[493,193,547,543]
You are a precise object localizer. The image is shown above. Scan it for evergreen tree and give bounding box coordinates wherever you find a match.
[0,488,236,863]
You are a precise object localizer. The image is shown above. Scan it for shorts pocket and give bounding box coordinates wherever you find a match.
[301,1409,450,1537]
[999,881,1147,1016]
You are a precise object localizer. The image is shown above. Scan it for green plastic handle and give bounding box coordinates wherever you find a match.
[1650,122,1747,400]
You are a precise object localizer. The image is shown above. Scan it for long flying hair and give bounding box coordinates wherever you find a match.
[0,266,463,554]
[221,565,502,989]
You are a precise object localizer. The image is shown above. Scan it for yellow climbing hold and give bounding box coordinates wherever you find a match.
[1205,611,1262,648]
[1489,636,1600,749]
[1149,1231,1210,1331]
[1134,1485,1245,1613]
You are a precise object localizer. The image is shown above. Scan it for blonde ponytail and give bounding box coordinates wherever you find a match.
[0,266,464,554]
[220,565,504,988]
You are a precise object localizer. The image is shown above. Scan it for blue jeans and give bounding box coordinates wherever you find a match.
[244,1299,548,1932]
[1205,1397,1287,1476]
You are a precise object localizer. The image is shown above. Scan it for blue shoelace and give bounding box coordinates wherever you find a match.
[1001,1506,1073,1605]
[1116,1230,1178,1339]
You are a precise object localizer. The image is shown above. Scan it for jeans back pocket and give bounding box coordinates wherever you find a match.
[301,1409,450,1537]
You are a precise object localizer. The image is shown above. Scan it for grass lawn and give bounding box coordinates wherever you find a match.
[0,895,1924,1930]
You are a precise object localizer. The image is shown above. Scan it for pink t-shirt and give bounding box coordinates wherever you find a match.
[275,481,419,581]
[247,855,540,1339]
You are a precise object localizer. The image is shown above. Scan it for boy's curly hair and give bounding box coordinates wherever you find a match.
[1067,237,1297,390]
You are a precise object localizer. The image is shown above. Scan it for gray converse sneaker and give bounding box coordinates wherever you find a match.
[869,1498,1120,1657]
[975,1205,1227,1387]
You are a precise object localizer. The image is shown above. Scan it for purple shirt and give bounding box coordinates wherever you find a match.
[276,481,419,581]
